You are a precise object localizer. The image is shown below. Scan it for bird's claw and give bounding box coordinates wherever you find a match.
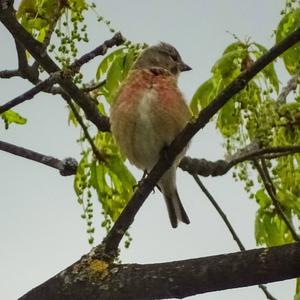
[132,170,157,194]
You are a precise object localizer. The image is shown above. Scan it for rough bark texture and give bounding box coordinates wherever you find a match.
[20,242,300,300]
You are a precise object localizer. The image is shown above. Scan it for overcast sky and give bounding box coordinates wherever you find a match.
[0,1,294,300]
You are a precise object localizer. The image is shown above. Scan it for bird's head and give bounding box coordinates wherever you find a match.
[133,42,191,76]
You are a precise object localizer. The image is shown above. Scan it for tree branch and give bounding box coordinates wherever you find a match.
[254,159,300,241]
[193,175,277,300]
[100,26,300,258]
[19,242,300,300]
[66,98,106,162]
[194,175,245,250]
[179,145,300,176]
[0,69,20,78]
[277,70,300,105]
[0,74,59,114]
[81,80,106,93]
[70,32,125,72]
[15,39,28,70]
[0,7,120,132]
[0,140,77,176]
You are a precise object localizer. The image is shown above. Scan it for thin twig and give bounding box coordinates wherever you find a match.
[0,74,59,114]
[81,80,106,93]
[254,159,300,241]
[0,140,77,176]
[67,98,105,162]
[70,32,125,72]
[0,69,20,78]
[193,175,245,250]
[193,175,277,300]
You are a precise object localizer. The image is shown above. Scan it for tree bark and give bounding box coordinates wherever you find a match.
[20,242,300,300]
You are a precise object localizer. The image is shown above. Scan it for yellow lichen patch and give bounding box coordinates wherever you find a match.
[88,259,109,279]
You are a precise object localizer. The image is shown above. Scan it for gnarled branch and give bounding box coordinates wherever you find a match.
[19,242,300,300]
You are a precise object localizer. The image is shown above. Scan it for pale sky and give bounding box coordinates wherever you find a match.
[0,1,294,299]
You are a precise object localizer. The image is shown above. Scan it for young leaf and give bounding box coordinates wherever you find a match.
[1,110,27,129]
[190,77,216,115]
[252,43,279,94]
[211,48,248,83]
[217,98,240,137]
[96,48,125,80]
[255,189,271,208]
[276,8,300,74]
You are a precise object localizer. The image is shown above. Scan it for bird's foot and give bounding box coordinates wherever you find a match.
[132,170,157,194]
[132,170,148,190]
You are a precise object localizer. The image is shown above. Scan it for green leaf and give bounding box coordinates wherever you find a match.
[276,8,300,74]
[1,110,27,129]
[222,42,247,55]
[252,43,279,93]
[108,155,136,191]
[211,48,248,83]
[190,77,216,115]
[90,132,136,221]
[255,208,293,247]
[96,48,125,80]
[217,99,240,137]
[294,278,300,300]
[255,189,271,208]
[122,48,137,78]
[105,54,124,103]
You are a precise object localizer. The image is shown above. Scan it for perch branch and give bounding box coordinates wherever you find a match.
[0,140,77,176]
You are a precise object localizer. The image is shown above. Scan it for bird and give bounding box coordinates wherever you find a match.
[110,42,192,228]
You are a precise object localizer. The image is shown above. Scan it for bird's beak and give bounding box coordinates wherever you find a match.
[180,62,192,72]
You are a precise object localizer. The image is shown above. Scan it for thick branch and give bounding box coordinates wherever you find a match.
[0,140,77,176]
[179,145,300,176]
[0,7,121,132]
[20,242,300,300]
[15,39,28,70]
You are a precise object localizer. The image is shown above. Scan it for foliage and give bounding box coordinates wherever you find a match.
[191,3,300,266]
[8,0,143,247]
[1,109,27,129]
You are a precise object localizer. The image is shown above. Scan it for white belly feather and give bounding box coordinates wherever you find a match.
[132,89,163,171]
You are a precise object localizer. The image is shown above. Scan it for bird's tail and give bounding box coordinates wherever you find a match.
[163,190,190,228]
[159,167,190,228]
